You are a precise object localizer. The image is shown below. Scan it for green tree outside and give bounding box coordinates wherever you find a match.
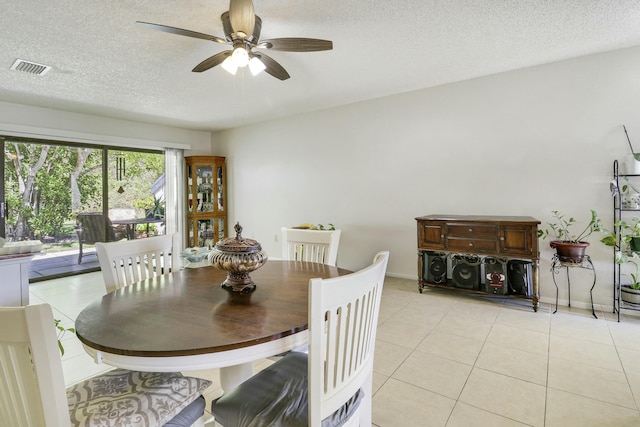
[3,140,164,251]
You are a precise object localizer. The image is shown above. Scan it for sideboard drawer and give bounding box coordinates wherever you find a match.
[447,224,497,239]
[446,238,498,253]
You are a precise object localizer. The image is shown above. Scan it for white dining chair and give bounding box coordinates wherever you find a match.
[0,303,211,427]
[275,227,342,357]
[96,232,181,293]
[281,227,341,266]
[211,251,389,427]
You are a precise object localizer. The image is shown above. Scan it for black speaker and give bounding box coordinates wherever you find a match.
[484,257,508,295]
[426,251,448,284]
[451,254,480,290]
[507,260,532,296]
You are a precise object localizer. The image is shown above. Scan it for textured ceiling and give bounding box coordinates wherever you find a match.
[2,0,640,131]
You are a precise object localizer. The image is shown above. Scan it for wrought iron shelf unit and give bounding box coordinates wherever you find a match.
[611,159,640,321]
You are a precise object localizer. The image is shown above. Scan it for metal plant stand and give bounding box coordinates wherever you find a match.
[551,254,597,319]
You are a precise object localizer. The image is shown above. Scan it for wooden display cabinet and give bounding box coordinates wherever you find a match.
[185,156,227,248]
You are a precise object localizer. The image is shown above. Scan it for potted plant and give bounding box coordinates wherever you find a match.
[615,251,640,304]
[291,223,336,230]
[601,219,640,304]
[601,217,640,251]
[538,210,604,263]
[623,125,640,175]
[619,178,640,209]
[146,196,165,219]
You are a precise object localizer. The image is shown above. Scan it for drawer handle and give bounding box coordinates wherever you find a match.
[468,228,473,232]
[469,243,474,247]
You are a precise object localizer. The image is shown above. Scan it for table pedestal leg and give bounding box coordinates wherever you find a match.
[220,362,253,393]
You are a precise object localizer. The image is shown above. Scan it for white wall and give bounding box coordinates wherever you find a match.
[214,44,640,311]
[0,101,212,152]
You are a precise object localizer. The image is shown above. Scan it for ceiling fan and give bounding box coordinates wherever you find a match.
[137,0,333,80]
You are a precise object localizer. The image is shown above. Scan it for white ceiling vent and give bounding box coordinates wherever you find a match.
[10,59,52,76]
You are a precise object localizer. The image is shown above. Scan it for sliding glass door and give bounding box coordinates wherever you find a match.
[1,135,165,280]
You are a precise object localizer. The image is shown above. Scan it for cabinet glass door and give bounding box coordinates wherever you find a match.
[187,218,225,248]
[216,164,224,212]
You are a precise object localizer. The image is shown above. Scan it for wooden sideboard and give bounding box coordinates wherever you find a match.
[416,214,541,311]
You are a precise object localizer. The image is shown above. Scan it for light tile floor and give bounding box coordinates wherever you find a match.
[29,273,640,426]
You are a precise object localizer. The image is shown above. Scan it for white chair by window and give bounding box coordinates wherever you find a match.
[211,251,389,427]
[96,233,180,294]
[0,303,211,427]
[281,227,341,266]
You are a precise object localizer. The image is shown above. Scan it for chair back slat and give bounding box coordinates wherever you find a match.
[308,251,388,425]
[96,233,180,293]
[281,228,341,266]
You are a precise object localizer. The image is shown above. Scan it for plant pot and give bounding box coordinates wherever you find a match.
[550,240,589,264]
[621,284,640,305]
[622,192,640,209]
[631,237,640,252]
[625,154,640,175]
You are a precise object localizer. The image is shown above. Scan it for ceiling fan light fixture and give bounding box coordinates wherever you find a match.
[221,56,238,75]
[248,57,266,75]
[231,47,250,67]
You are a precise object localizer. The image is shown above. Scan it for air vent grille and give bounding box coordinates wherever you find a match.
[10,59,52,75]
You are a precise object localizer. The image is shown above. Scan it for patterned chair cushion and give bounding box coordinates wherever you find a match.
[67,369,211,427]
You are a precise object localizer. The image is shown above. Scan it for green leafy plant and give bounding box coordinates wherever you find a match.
[314,223,335,231]
[615,251,640,290]
[537,210,603,243]
[601,217,640,248]
[291,223,336,230]
[618,177,640,209]
[146,196,165,219]
[55,319,75,356]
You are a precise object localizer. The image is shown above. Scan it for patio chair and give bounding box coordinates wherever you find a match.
[211,251,389,427]
[0,303,210,427]
[281,227,341,266]
[75,212,124,264]
[96,233,181,293]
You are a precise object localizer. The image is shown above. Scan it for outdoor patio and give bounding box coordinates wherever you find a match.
[29,250,100,282]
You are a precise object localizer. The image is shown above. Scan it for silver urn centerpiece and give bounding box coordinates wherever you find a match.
[208,222,268,293]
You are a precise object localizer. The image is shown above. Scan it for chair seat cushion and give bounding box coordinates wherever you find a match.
[66,369,211,427]
[211,352,362,427]
[164,395,207,427]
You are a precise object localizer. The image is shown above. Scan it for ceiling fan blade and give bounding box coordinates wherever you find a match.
[192,51,232,72]
[259,38,333,52]
[253,52,290,80]
[136,21,228,44]
[229,0,255,36]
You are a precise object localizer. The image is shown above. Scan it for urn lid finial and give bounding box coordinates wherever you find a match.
[215,222,262,253]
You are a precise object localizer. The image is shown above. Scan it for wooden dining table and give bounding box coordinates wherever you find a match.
[75,260,350,391]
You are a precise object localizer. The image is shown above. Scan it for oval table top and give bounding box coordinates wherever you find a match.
[75,261,350,358]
